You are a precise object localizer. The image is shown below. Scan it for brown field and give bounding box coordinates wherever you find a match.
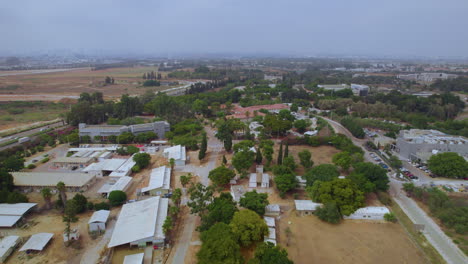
[278,208,428,264]
[0,66,173,101]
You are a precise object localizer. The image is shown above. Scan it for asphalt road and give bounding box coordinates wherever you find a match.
[323,116,467,264]
[0,120,65,151]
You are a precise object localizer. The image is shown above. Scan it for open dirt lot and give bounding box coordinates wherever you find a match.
[278,209,428,264]
[0,66,173,101]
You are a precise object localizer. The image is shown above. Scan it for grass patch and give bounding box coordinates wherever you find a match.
[390,202,447,264]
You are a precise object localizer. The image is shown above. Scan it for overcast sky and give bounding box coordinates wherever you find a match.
[1,0,468,57]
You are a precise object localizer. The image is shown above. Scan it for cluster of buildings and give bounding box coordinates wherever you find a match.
[397,72,458,82]
[317,83,369,96]
[249,166,270,188]
[395,129,467,162]
[78,121,170,141]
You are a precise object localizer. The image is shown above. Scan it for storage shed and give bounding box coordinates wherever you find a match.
[294,200,322,216]
[88,210,110,233]
[343,206,390,220]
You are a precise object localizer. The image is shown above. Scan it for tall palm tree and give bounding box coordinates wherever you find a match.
[56,181,67,210]
[41,188,52,210]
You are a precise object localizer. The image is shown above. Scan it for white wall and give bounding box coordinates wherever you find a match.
[89,222,106,232]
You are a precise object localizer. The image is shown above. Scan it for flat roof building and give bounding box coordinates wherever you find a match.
[98,176,132,198]
[141,166,171,196]
[88,210,110,233]
[0,203,37,227]
[344,206,390,220]
[396,129,467,162]
[52,156,95,169]
[265,204,281,217]
[79,121,170,141]
[108,197,169,248]
[12,172,96,192]
[163,145,187,166]
[294,200,322,216]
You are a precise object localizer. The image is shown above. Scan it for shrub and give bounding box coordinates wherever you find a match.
[27,164,36,169]
[131,165,141,173]
[384,212,397,222]
[41,157,49,163]
[108,190,127,206]
[94,202,110,210]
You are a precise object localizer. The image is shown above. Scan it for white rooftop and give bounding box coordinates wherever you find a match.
[265,204,280,213]
[0,215,22,227]
[19,233,53,251]
[266,227,276,240]
[264,216,275,227]
[97,177,132,196]
[0,203,37,216]
[0,236,20,259]
[123,253,144,264]
[294,200,322,211]
[12,172,95,188]
[88,210,110,224]
[350,206,390,215]
[69,146,119,152]
[109,156,136,177]
[53,156,94,163]
[141,166,171,193]
[83,159,127,172]
[108,197,169,248]
[163,145,186,161]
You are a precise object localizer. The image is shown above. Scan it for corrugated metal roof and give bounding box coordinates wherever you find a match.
[0,236,20,259]
[264,216,275,227]
[0,215,22,227]
[294,200,322,211]
[19,233,53,251]
[108,197,168,248]
[141,166,170,193]
[0,203,37,216]
[12,172,95,187]
[163,145,186,161]
[53,156,94,163]
[123,253,144,264]
[88,210,110,224]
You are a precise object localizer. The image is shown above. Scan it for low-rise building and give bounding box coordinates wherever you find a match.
[108,197,169,248]
[265,204,280,217]
[97,176,132,198]
[19,233,54,253]
[163,145,187,166]
[88,210,110,233]
[294,200,322,216]
[344,206,390,220]
[52,156,95,169]
[141,166,171,196]
[249,166,270,188]
[395,129,467,162]
[0,203,37,228]
[0,236,20,263]
[79,121,170,141]
[12,172,96,192]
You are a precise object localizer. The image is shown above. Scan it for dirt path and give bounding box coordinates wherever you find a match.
[80,219,116,264]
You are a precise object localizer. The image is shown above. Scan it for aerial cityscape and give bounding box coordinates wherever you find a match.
[0,1,467,264]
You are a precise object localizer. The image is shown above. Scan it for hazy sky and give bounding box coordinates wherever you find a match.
[1,0,468,57]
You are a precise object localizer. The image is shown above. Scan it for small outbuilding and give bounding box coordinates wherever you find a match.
[141,166,171,196]
[63,229,80,242]
[123,252,144,264]
[88,210,110,233]
[265,204,280,216]
[343,206,390,220]
[19,233,53,253]
[294,200,322,216]
[163,145,187,166]
[0,236,20,263]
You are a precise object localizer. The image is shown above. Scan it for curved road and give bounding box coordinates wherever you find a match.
[323,117,467,264]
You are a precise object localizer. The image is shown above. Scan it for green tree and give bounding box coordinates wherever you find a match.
[304,164,339,187]
[232,149,255,175]
[199,132,208,160]
[72,193,88,213]
[187,183,214,217]
[428,152,468,178]
[294,119,308,133]
[208,166,236,187]
[277,142,283,165]
[240,190,269,216]
[180,173,193,187]
[352,162,389,191]
[0,169,14,192]
[248,242,294,264]
[199,193,238,231]
[133,152,151,168]
[108,190,127,206]
[222,155,227,165]
[274,172,297,198]
[41,188,53,210]
[283,156,296,172]
[117,132,134,144]
[284,143,289,158]
[384,212,397,223]
[332,152,352,171]
[298,150,313,169]
[2,155,24,172]
[255,148,263,164]
[56,181,67,209]
[389,155,403,169]
[314,202,341,224]
[172,188,182,206]
[197,223,244,264]
[230,209,269,247]
[63,199,79,244]
[162,216,173,235]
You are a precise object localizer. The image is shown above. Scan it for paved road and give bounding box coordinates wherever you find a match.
[0,120,65,151]
[323,117,467,264]
[80,219,116,264]
[171,126,222,264]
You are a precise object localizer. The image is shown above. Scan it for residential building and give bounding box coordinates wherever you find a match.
[163,145,187,166]
[395,129,467,162]
[141,166,171,196]
[344,206,390,220]
[108,197,169,248]
[78,121,170,141]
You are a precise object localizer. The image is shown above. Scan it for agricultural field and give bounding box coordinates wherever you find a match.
[0,66,174,101]
[0,101,69,131]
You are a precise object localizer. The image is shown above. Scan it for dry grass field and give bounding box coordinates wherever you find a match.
[0,66,173,101]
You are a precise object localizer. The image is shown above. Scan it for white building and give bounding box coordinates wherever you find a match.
[294,200,322,216]
[12,172,96,192]
[108,197,169,248]
[141,166,171,196]
[123,253,144,264]
[97,176,132,198]
[19,233,54,252]
[163,145,187,166]
[265,204,281,217]
[344,206,390,220]
[88,210,110,233]
[264,216,275,228]
[248,166,270,188]
[0,236,20,262]
[0,203,37,227]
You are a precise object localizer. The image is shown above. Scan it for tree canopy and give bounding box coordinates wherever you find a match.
[197,223,244,264]
[208,166,236,187]
[230,209,269,247]
[304,164,339,187]
[352,162,389,191]
[133,153,151,168]
[298,150,313,169]
[428,152,468,178]
[108,190,127,206]
[239,190,269,216]
[232,149,255,175]
[248,242,294,264]
[199,193,238,231]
